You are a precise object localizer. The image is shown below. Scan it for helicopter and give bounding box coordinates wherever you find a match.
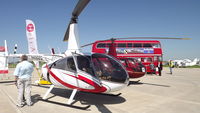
[39,0,129,106]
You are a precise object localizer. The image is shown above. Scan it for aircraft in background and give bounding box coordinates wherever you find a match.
[173,58,200,67]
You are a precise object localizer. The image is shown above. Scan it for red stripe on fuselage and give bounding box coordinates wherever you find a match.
[46,65,107,93]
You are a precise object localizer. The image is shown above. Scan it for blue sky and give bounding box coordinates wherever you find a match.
[0,0,199,60]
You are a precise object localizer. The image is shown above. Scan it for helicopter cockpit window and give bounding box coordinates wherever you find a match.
[50,57,77,72]
[50,58,67,70]
[92,53,127,83]
[76,55,95,75]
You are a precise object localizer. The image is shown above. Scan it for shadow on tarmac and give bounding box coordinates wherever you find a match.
[32,94,41,105]
[33,85,126,112]
[128,81,170,87]
[0,80,15,84]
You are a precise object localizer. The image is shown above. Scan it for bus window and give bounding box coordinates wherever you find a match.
[137,58,141,62]
[117,43,126,48]
[106,43,111,47]
[144,58,147,62]
[152,43,161,48]
[158,56,163,62]
[154,56,162,62]
[133,43,142,48]
[143,58,152,62]
[147,58,152,62]
[97,43,106,48]
[141,58,144,62]
[127,43,133,47]
[143,43,152,47]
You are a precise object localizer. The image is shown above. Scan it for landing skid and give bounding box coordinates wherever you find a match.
[91,92,122,97]
[133,80,140,83]
[128,80,140,86]
[38,98,90,110]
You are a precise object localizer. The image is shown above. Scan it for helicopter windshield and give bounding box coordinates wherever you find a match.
[91,53,128,83]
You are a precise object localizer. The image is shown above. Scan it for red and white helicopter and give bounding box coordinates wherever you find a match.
[39,0,129,106]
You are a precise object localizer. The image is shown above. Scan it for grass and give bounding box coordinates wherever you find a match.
[163,65,200,68]
[186,65,200,68]
[8,61,46,68]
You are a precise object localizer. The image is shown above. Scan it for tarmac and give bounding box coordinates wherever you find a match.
[0,67,200,113]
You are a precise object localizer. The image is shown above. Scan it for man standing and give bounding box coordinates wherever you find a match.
[169,60,173,74]
[14,55,34,107]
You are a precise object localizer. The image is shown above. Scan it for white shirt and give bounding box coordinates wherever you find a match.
[13,61,34,79]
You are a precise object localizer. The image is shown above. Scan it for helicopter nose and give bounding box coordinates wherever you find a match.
[92,53,129,84]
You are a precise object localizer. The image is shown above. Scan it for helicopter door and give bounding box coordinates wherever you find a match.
[75,55,95,76]
[66,57,77,72]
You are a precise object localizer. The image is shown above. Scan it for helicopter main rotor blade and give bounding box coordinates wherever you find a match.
[63,0,91,41]
[81,37,191,48]
[81,42,94,48]
[72,0,91,21]
[63,25,70,41]
[115,37,191,40]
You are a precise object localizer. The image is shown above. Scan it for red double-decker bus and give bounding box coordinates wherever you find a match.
[92,40,163,75]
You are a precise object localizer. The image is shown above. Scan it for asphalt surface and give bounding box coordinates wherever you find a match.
[0,67,200,113]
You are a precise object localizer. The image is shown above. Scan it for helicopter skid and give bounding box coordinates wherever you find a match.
[38,98,91,110]
[91,92,122,97]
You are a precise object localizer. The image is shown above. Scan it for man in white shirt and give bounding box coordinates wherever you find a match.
[14,55,34,107]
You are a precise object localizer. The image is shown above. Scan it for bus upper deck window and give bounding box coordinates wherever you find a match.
[143,43,152,47]
[152,44,161,48]
[127,43,133,47]
[106,43,111,47]
[97,43,106,48]
[133,43,142,48]
[117,43,126,48]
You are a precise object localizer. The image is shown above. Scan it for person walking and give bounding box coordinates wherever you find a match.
[14,55,34,107]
